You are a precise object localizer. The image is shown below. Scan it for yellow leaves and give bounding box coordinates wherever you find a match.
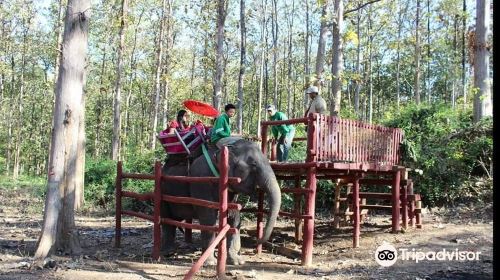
[452,151,464,160]
[343,30,358,45]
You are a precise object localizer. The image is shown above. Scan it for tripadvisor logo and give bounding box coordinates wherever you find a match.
[375,242,482,267]
[375,243,398,267]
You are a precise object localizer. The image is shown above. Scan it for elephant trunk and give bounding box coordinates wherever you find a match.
[257,170,281,243]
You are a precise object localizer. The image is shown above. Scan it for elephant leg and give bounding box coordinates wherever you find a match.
[161,203,176,254]
[227,209,245,265]
[197,207,217,266]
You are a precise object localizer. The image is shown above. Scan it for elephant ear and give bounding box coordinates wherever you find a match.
[215,146,237,166]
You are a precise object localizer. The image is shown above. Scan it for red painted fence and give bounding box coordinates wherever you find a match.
[261,114,404,165]
[115,147,241,279]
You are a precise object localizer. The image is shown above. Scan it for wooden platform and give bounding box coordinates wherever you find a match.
[254,113,422,266]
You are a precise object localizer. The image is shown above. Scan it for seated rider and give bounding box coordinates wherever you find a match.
[210,103,241,149]
[166,109,192,134]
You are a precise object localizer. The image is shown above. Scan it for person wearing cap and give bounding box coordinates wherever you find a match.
[266,105,296,162]
[305,85,328,116]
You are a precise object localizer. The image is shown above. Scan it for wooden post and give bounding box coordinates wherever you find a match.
[401,180,408,230]
[256,191,264,254]
[261,124,268,156]
[217,147,229,276]
[352,174,360,248]
[392,167,401,233]
[416,200,422,228]
[115,161,123,248]
[294,176,303,243]
[301,113,317,266]
[408,180,416,227]
[271,139,277,161]
[152,161,162,261]
[332,182,342,229]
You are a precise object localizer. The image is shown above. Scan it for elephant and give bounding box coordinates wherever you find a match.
[160,138,282,265]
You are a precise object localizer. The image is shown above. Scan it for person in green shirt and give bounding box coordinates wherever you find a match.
[266,104,295,162]
[211,103,240,148]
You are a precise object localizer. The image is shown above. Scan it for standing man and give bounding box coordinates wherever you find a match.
[305,85,328,116]
[211,103,241,148]
[266,105,296,162]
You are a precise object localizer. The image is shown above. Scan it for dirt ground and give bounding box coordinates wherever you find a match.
[0,187,493,280]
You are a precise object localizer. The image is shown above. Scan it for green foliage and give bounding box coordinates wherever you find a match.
[84,158,116,208]
[0,174,46,193]
[0,156,5,174]
[85,149,159,210]
[381,103,493,206]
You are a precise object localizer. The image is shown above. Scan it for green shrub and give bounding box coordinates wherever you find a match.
[381,103,492,206]
[0,156,5,174]
[84,148,160,210]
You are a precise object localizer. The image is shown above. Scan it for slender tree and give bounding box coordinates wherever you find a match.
[237,0,246,134]
[304,0,311,111]
[271,0,278,106]
[151,0,167,150]
[461,0,467,108]
[314,0,330,90]
[331,0,344,116]
[414,0,421,104]
[257,0,267,138]
[213,0,228,111]
[112,0,128,160]
[472,0,492,122]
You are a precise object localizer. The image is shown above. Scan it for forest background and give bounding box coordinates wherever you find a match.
[0,0,493,212]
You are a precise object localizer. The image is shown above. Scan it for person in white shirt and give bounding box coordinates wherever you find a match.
[304,86,328,116]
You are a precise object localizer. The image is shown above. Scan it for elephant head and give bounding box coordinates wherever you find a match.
[216,139,282,243]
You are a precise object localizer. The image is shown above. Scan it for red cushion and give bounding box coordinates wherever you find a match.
[157,125,206,154]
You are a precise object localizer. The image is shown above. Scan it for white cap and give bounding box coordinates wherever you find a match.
[306,86,319,94]
[265,104,276,111]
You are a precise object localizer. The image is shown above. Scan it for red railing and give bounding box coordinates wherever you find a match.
[261,114,404,165]
[115,147,241,279]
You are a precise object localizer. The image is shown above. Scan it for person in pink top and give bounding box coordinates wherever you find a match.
[166,110,192,134]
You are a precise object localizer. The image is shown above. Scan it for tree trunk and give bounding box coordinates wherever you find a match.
[237,0,246,134]
[314,0,329,90]
[162,0,173,129]
[304,0,310,111]
[354,11,361,117]
[6,54,15,175]
[368,9,373,124]
[94,42,108,158]
[123,8,144,154]
[74,94,85,210]
[472,0,492,122]
[414,0,421,104]
[331,0,344,116]
[461,0,467,108]
[13,19,30,179]
[271,0,278,106]
[286,0,295,118]
[151,0,167,150]
[34,0,90,261]
[257,0,267,138]
[54,0,66,85]
[213,0,227,111]
[426,0,431,103]
[112,0,128,160]
[395,0,406,111]
[452,14,458,109]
